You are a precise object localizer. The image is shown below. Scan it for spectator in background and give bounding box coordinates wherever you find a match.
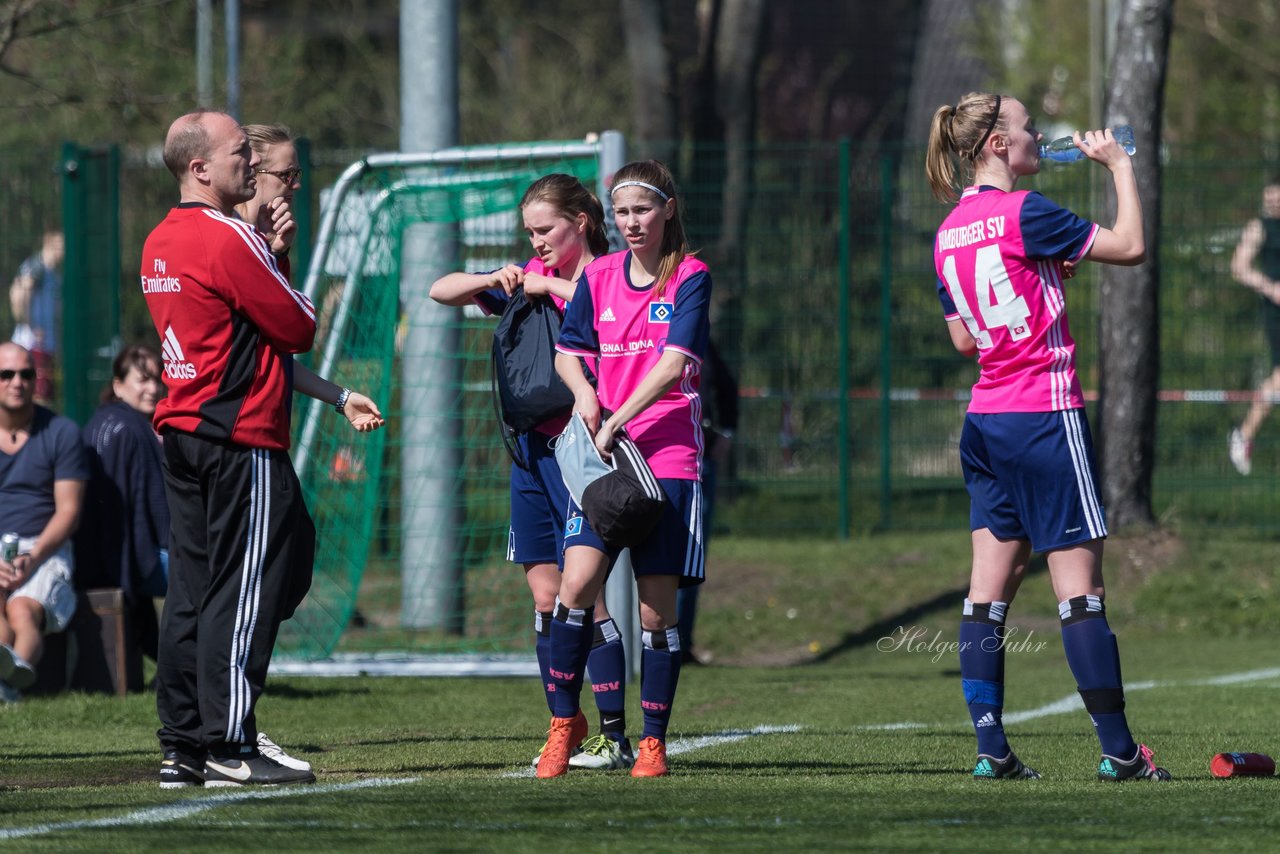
[677,338,738,665]
[0,342,87,701]
[77,344,169,664]
[9,230,64,405]
[1228,178,1280,476]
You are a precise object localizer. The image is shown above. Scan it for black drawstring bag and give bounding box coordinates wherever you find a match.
[579,428,667,549]
[491,286,575,469]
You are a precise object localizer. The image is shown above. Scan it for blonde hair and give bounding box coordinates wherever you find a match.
[243,123,293,155]
[610,160,690,299]
[925,92,1004,203]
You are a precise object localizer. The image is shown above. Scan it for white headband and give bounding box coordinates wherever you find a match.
[610,180,670,201]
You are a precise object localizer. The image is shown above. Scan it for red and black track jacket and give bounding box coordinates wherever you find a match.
[141,203,317,450]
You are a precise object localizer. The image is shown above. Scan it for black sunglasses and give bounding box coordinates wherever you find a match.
[0,368,36,382]
[256,167,303,184]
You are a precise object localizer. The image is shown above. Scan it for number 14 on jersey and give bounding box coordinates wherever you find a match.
[941,244,1031,349]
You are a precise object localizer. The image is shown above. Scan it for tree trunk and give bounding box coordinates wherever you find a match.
[618,0,679,162]
[1097,0,1173,530]
[713,0,767,262]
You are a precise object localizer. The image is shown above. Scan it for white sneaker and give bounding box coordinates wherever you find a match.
[1230,428,1252,476]
[0,644,35,690]
[256,732,312,772]
[569,734,635,770]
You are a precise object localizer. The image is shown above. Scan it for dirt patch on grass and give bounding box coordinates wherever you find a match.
[1105,528,1187,590]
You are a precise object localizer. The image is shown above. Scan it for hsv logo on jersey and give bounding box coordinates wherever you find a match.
[161,325,197,380]
[648,302,673,323]
[599,307,617,322]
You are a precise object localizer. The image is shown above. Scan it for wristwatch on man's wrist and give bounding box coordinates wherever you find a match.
[335,387,351,414]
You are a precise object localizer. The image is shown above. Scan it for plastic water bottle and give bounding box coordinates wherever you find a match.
[1038,125,1136,163]
[1210,751,1276,778]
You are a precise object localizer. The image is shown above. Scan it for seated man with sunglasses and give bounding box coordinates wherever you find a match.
[0,342,87,700]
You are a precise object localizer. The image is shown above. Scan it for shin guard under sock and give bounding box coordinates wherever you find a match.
[960,599,1011,758]
[1059,594,1137,759]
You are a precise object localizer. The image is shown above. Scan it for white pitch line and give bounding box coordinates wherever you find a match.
[0,776,420,841]
[858,666,1280,731]
[501,723,802,778]
[1196,666,1280,686]
[668,724,802,755]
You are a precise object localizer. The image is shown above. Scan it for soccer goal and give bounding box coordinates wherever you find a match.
[276,133,626,669]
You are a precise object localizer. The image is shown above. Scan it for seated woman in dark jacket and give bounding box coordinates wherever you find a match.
[77,344,168,661]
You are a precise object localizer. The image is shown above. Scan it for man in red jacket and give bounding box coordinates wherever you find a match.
[142,109,319,788]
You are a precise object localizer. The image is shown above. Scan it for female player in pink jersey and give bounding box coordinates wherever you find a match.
[926,93,1170,782]
[541,160,712,778]
[430,174,633,772]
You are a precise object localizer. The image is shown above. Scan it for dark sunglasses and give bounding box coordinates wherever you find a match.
[256,167,303,184]
[0,368,36,382]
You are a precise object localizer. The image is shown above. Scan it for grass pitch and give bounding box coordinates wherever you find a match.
[2,530,1279,851]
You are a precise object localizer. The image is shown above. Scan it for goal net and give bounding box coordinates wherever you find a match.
[277,135,624,666]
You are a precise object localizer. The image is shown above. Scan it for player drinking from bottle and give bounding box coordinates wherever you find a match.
[926,92,1171,782]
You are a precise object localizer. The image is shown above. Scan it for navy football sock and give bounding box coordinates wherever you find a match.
[587,618,627,736]
[960,599,1012,758]
[1059,595,1137,759]
[639,626,682,742]
[535,610,554,714]
[548,599,594,719]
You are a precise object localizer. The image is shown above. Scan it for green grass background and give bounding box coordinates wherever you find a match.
[3,528,1280,851]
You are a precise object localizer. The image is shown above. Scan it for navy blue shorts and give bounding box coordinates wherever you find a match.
[507,430,572,567]
[960,409,1107,552]
[563,478,705,588]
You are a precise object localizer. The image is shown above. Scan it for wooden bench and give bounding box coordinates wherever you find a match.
[28,588,143,697]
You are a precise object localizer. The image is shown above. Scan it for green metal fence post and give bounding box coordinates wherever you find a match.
[838,138,852,539]
[59,142,120,424]
[60,142,82,419]
[878,154,894,530]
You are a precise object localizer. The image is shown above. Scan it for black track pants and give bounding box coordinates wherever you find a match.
[155,431,315,756]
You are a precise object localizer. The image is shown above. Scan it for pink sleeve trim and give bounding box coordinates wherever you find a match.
[555,344,596,358]
[665,344,702,364]
[1072,223,1101,262]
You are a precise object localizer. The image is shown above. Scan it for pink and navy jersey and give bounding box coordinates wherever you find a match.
[557,251,712,480]
[934,186,1099,413]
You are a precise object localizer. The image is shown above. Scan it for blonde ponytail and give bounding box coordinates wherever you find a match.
[924,92,1003,203]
